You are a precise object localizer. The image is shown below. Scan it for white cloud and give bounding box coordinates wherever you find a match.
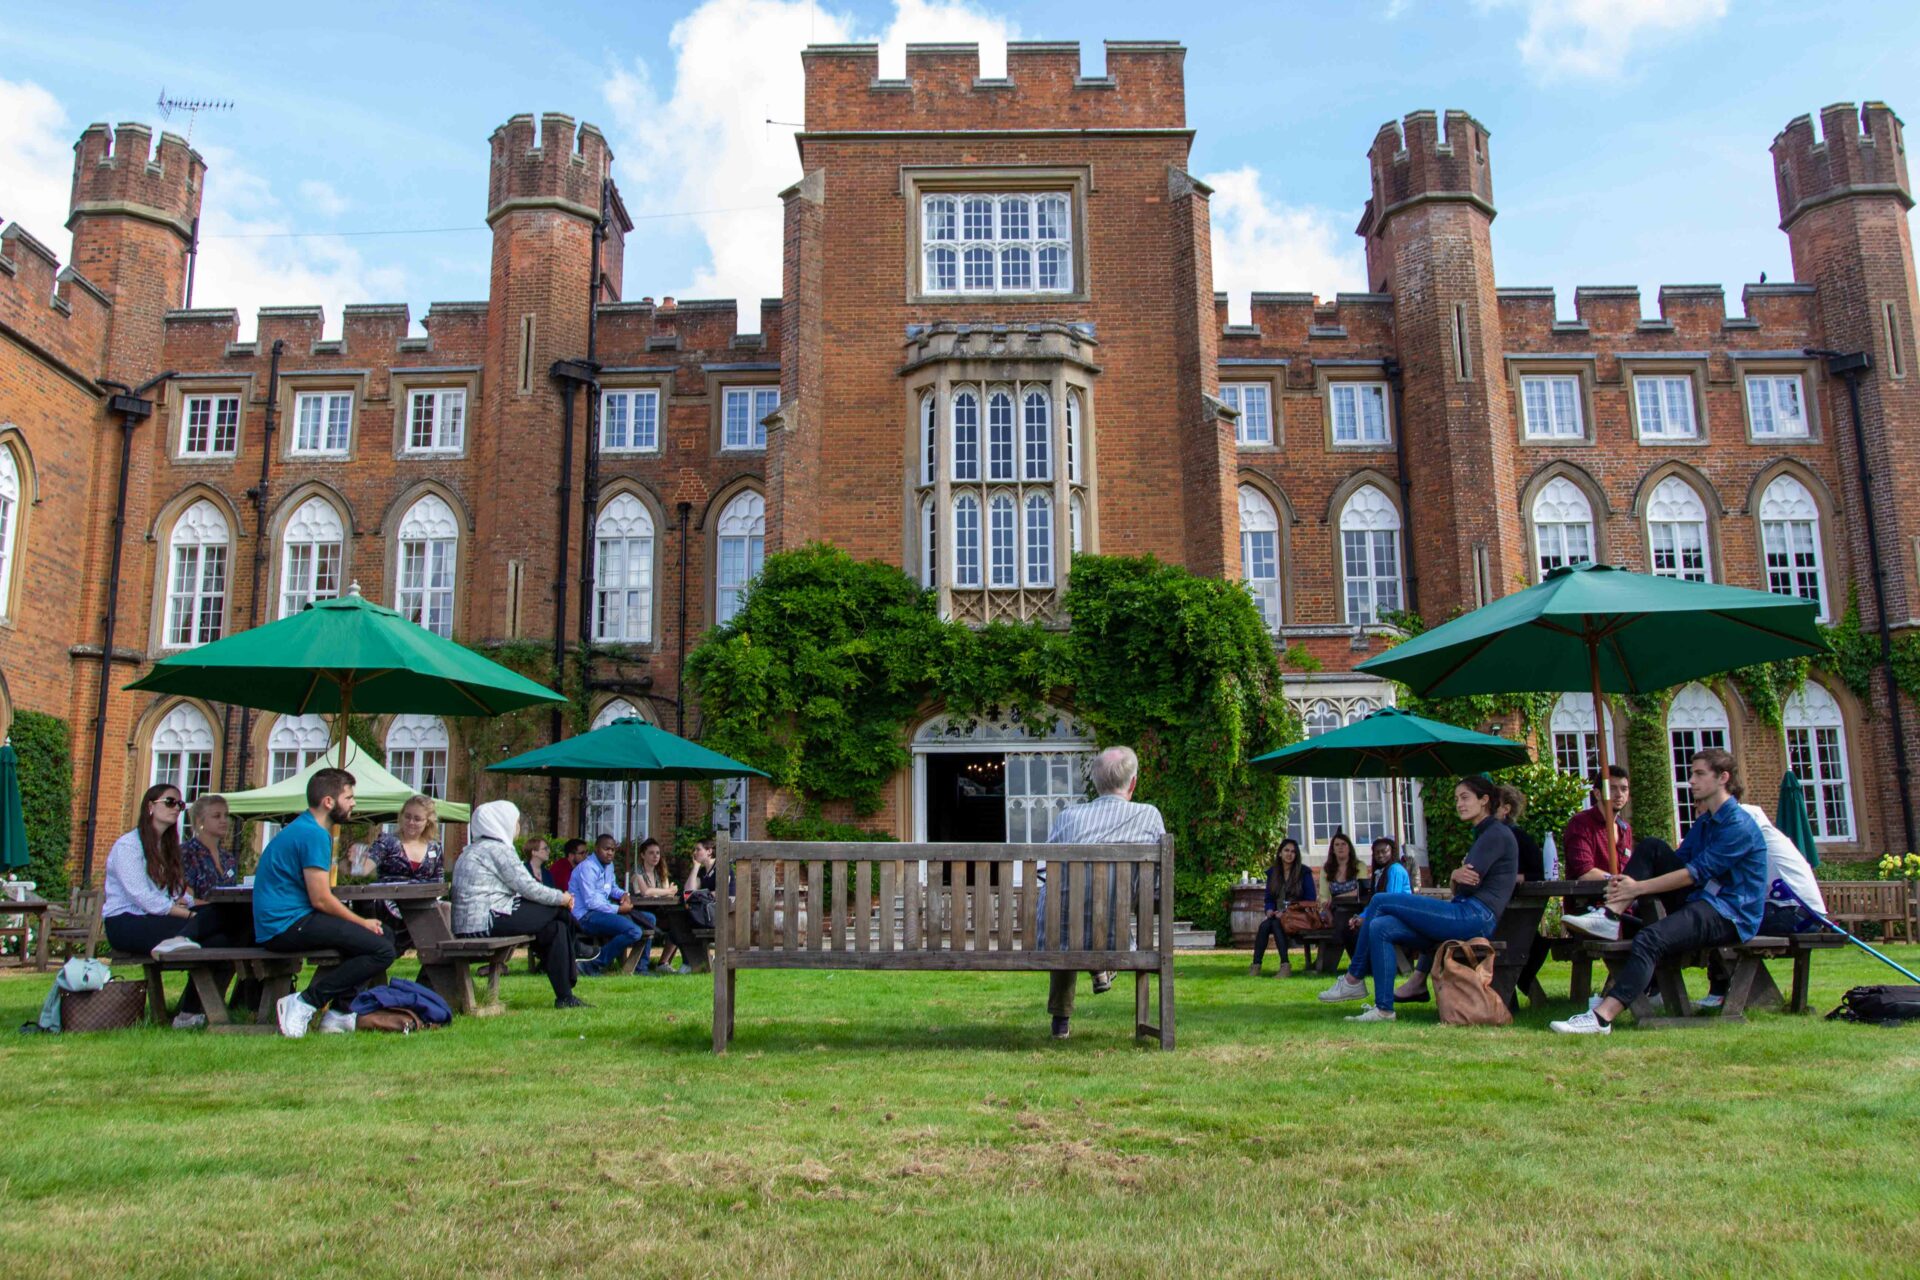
[1481,0,1730,79]
[0,77,77,261]
[602,0,1019,321]
[190,144,408,340]
[296,179,350,218]
[1201,166,1366,322]
[0,77,403,341]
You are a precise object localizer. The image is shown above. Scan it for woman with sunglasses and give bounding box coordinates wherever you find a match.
[103,783,238,1027]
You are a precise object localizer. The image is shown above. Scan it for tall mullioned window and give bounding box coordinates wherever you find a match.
[396,495,458,637]
[922,193,1072,296]
[913,379,1089,623]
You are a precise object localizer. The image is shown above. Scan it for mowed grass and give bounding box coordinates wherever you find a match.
[2,945,1917,1279]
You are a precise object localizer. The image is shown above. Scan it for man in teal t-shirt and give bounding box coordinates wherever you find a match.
[255,768,395,1037]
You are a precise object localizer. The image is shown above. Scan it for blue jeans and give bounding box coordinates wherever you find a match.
[579,910,652,971]
[1347,895,1496,1011]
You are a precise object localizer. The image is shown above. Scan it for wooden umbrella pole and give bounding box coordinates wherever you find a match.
[1587,642,1620,876]
[336,677,355,769]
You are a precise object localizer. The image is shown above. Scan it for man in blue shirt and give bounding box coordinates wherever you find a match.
[256,768,396,1036]
[571,834,654,976]
[1553,748,1768,1035]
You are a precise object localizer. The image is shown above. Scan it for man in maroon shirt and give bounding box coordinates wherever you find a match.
[1562,766,1630,939]
[550,838,589,894]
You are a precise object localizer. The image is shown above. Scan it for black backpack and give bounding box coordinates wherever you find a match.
[1826,985,1920,1025]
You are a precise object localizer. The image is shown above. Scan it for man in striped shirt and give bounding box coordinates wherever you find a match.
[1042,745,1165,1039]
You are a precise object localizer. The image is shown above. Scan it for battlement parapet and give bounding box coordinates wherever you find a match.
[1360,109,1493,237]
[1496,284,1815,336]
[0,222,114,372]
[69,122,204,237]
[1772,101,1912,229]
[488,112,614,226]
[802,40,1186,133]
[1213,290,1393,345]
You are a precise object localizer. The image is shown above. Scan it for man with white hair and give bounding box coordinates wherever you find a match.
[1040,744,1165,1040]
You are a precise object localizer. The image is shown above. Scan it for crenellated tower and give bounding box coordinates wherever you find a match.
[479,112,628,643]
[1774,101,1920,843]
[67,122,205,382]
[1358,109,1521,616]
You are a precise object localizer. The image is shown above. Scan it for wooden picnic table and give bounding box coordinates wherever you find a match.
[1494,879,1611,1007]
[1,896,53,971]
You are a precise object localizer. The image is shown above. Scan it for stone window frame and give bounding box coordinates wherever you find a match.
[0,428,36,630]
[1733,356,1823,444]
[706,480,767,628]
[267,483,356,622]
[1621,356,1710,448]
[590,481,667,649]
[384,483,468,639]
[1519,463,1609,583]
[599,380,667,456]
[147,487,240,654]
[1326,470,1406,626]
[1504,356,1597,447]
[1633,463,1723,585]
[390,368,480,460]
[1747,461,1841,624]
[169,378,251,463]
[901,166,1092,307]
[279,371,368,461]
[1781,678,1867,850]
[1221,376,1280,449]
[708,375,780,455]
[1236,471,1294,631]
[1317,368,1394,452]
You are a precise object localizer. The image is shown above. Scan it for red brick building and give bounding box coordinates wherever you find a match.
[1,42,1915,878]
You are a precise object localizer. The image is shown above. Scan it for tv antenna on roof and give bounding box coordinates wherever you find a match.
[156,90,233,146]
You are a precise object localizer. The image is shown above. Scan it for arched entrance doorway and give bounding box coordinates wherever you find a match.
[911,703,1093,844]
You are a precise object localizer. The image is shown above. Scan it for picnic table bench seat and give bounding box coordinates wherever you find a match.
[712,835,1177,1052]
[1549,929,1845,1024]
[110,946,342,1034]
[410,902,528,1017]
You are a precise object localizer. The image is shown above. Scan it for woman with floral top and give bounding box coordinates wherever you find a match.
[368,795,444,952]
[180,793,240,899]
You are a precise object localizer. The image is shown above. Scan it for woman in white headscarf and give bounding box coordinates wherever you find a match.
[450,800,586,1009]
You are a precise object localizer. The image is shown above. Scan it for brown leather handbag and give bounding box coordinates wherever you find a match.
[1433,938,1512,1026]
[1279,902,1329,935]
[355,1008,428,1034]
[60,980,148,1033]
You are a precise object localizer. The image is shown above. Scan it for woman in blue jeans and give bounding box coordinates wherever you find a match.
[1317,775,1518,1022]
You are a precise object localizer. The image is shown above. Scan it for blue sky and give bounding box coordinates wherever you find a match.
[4,0,1917,337]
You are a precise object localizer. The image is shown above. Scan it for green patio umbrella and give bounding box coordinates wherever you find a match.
[0,743,30,871]
[1356,562,1826,851]
[488,717,767,782]
[490,716,766,849]
[1250,706,1531,779]
[125,585,567,766]
[1775,769,1821,869]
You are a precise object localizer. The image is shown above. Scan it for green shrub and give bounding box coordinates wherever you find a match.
[1423,761,1590,881]
[9,710,73,898]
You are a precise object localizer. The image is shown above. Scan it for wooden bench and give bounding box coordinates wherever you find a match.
[713,835,1176,1052]
[409,902,529,1017]
[1819,881,1912,942]
[1552,930,1845,1024]
[112,947,342,1034]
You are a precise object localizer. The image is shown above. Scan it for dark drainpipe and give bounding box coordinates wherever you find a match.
[675,499,692,831]
[235,339,285,787]
[1384,358,1418,615]
[1810,347,1915,852]
[80,371,174,887]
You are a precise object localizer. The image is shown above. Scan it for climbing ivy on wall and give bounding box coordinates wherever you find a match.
[686,545,1300,935]
[8,710,73,898]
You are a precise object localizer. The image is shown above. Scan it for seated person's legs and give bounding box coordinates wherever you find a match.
[1593,900,1736,1021]
[579,909,644,972]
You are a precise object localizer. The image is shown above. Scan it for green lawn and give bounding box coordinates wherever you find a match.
[2,946,1917,1279]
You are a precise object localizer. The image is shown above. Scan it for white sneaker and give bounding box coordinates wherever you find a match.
[1345,1005,1396,1023]
[319,1010,358,1034]
[171,1011,207,1029]
[1562,909,1620,941]
[1550,1010,1612,1035]
[1318,974,1369,1003]
[276,993,318,1038]
[151,935,203,957]
[1695,993,1724,1011]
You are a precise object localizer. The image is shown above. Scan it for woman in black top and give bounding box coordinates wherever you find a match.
[1319,776,1518,1020]
[1250,839,1315,978]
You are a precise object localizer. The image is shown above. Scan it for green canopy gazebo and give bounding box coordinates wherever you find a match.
[219,739,470,824]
